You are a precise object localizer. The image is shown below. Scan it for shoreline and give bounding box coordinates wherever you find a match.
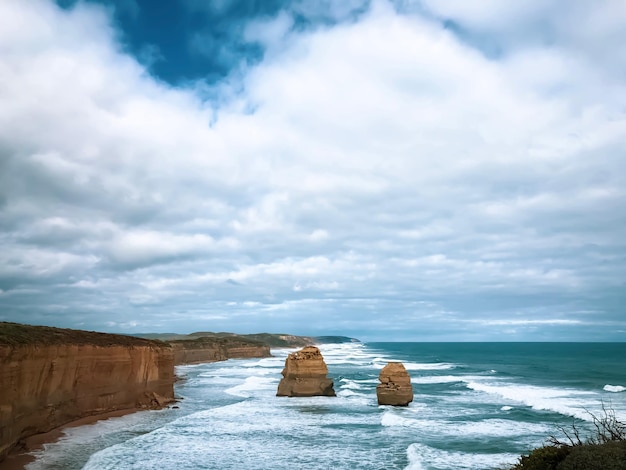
[0,408,144,470]
[1,356,271,470]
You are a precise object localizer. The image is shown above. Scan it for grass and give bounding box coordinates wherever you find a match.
[0,322,167,347]
[169,335,267,349]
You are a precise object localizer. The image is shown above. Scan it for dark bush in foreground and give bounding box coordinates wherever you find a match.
[510,406,626,470]
[558,441,626,470]
[511,445,572,470]
[511,441,626,470]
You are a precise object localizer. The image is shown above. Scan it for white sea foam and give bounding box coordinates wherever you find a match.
[339,378,365,390]
[372,360,455,370]
[241,358,283,368]
[381,410,550,437]
[403,362,456,371]
[224,376,277,397]
[411,374,492,384]
[351,378,379,384]
[501,405,514,411]
[405,443,520,470]
[82,392,381,470]
[466,381,596,420]
[381,410,415,428]
[336,389,372,406]
[371,356,391,366]
[604,384,625,393]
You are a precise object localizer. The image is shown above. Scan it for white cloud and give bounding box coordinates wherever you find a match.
[0,0,624,339]
[107,230,235,267]
[477,319,583,326]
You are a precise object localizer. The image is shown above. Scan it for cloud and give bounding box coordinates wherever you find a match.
[421,0,626,75]
[0,0,624,340]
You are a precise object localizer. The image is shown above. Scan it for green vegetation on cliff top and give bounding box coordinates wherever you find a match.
[1,322,359,349]
[0,322,165,347]
[168,335,266,349]
[136,331,359,347]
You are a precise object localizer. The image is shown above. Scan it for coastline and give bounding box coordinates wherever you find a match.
[0,408,146,470]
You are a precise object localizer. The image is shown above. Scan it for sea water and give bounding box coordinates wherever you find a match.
[25,342,626,470]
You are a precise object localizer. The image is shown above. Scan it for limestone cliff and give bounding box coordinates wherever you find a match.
[0,323,174,462]
[376,362,413,406]
[276,346,336,397]
[170,337,271,365]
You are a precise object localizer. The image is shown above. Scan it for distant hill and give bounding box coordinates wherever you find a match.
[133,331,359,348]
[314,336,361,344]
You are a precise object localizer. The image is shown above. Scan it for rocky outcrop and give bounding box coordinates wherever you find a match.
[276,346,336,397]
[376,362,413,406]
[170,337,271,365]
[0,323,174,462]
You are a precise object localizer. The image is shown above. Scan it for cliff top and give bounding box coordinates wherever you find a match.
[169,335,266,349]
[0,322,167,347]
[136,332,359,347]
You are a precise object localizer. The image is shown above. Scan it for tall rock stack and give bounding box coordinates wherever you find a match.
[376,362,414,406]
[276,346,336,397]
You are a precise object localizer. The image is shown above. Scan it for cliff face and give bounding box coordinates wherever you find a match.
[276,346,336,397]
[171,337,271,365]
[0,324,174,462]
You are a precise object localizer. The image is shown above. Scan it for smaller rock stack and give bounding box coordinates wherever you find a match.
[276,346,336,397]
[376,362,414,406]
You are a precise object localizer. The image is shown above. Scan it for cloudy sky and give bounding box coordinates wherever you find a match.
[0,0,625,341]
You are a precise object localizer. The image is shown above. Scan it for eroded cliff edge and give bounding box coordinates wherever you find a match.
[170,336,271,365]
[0,322,175,462]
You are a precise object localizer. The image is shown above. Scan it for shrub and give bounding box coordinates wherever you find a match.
[511,445,571,470]
[558,441,626,470]
[509,405,626,470]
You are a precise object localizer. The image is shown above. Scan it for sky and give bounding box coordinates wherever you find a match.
[0,0,625,341]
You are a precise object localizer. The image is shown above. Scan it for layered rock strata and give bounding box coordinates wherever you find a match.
[170,337,271,365]
[0,323,174,462]
[376,362,414,406]
[276,346,335,397]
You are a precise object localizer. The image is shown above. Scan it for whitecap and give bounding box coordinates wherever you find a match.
[405,443,520,470]
[466,381,596,420]
[372,360,455,371]
[339,378,364,390]
[224,376,277,397]
[411,374,491,384]
[382,410,550,437]
[403,362,456,371]
[604,384,625,393]
[352,378,379,384]
[381,410,414,427]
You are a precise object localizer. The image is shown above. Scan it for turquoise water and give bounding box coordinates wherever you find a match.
[26,342,626,469]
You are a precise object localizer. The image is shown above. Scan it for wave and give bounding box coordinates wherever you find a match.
[381,410,550,437]
[466,381,596,420]
[404,362,456,371]
[604,384,625,393]
[339,378,364,390]
[372,359,456,370]
[224,376,277,397]
[350,378,379,384]
[405,443,520,470]
[411,374,494,384]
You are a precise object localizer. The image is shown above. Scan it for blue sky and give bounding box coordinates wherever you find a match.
[0,0,625,341]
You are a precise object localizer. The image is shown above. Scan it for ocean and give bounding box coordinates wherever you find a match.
[25,342,626,470]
